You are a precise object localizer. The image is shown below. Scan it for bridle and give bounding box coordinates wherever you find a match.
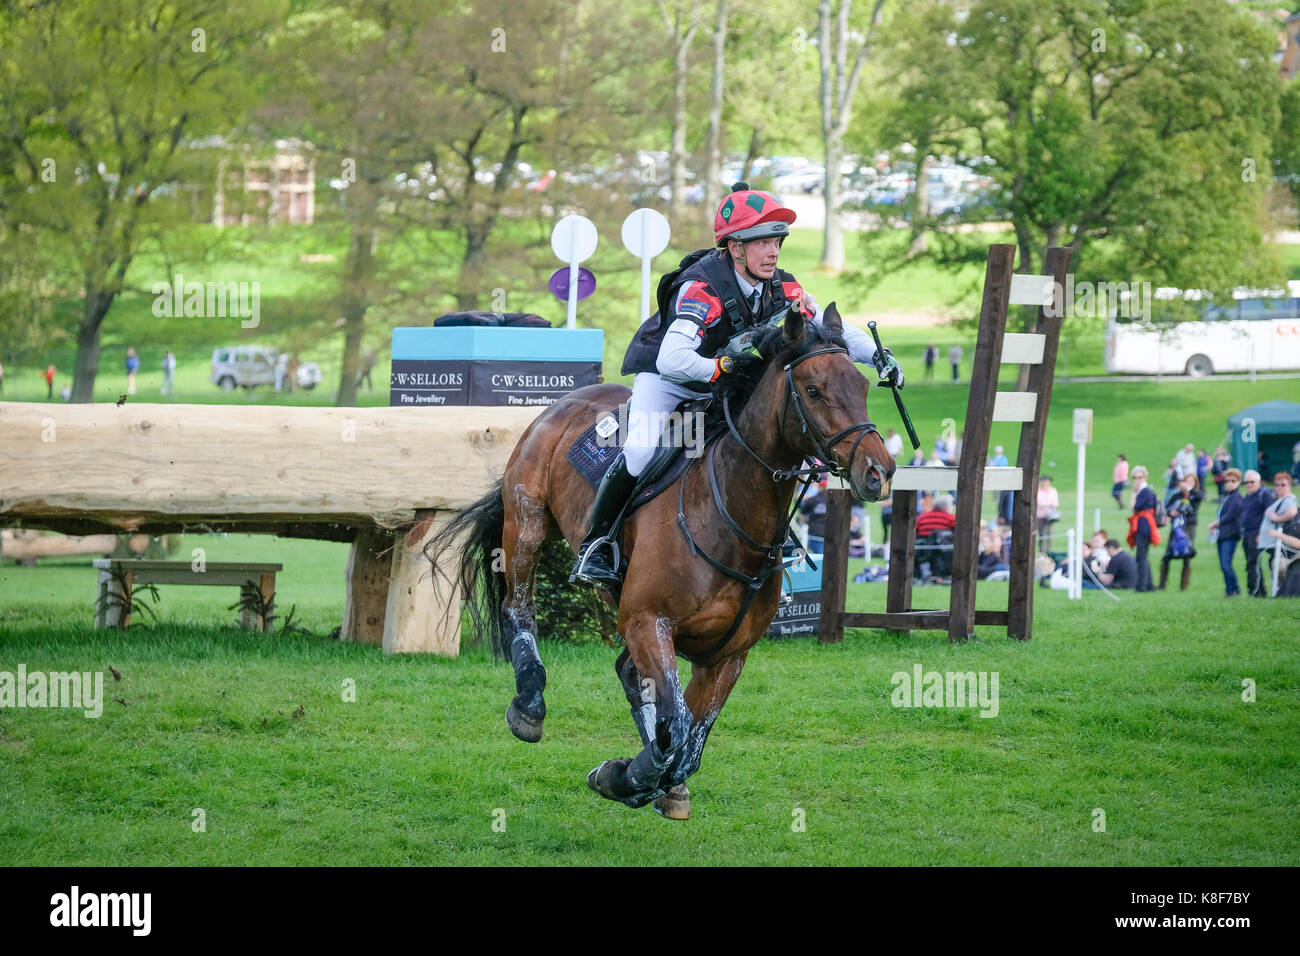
[677,343,880,660]
[723,345,880,490]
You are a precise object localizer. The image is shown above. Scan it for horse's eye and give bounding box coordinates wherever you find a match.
[805,384,820,398]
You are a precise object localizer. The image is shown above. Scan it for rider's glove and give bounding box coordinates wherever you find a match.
[711,355,735,381]
[873,347,903,389]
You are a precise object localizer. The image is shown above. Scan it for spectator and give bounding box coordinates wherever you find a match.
[161,349,176,396]
[357,346,375,390]
[1112,454,1129,508]
[799,478,829,553]
[1162,457,1181,505]
[998,488,1014,525]
[1258,449,1271,477]
[1128,465,1159,591]
[849,505,866,558]
[1208,468,1244,597]
[908,448,925,467]
[948,343,962,382]
[1211,447,1232,500]
[1196,448,1211,492]
[1096,540,1137,589]
[1291,441,1300,485]
[1175,442,1196,480]
[977,528,1008,579]
[1263,517,1300,597]
[274,353,287,393]
[924,343,938,380]
[1036,475,1060,548]
[989,445,1008,467]
[878,492,893,547]
[884,427,904,460]
[1159,473,1202,590]
[1089,531,1110,570]
[916,494,955,535]
[125,347,140,395]
[44,364,56,399]
[1258,473,1298,591]
[1239,470,1275,598]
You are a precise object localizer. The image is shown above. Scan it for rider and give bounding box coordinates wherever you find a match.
[569,182,904,588]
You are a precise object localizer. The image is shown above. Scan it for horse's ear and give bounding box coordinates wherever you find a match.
[783,306,806,343]
[823,301,842,335]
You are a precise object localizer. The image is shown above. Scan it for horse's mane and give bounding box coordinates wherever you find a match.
[704,321,848,434]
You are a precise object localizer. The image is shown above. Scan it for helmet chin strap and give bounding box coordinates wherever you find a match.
[729,241,767,287]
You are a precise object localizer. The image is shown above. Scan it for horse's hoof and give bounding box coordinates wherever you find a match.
[652,784,691,820]
[587,760,663,809]
[506,701,543,743]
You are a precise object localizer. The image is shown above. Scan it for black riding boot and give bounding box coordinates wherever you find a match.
[570,455,637,588]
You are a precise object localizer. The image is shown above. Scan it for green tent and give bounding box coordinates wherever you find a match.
[1227,400,1300,478]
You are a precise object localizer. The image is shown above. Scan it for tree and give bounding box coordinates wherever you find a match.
[703,0,730,222]
[869,0,1283,304]
[656,0,704,224]
[1275,78,1300,215]
[816,0,886,272]
[265,0,649,404]
[0,0,281,401]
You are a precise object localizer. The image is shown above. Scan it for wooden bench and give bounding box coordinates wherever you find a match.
[94,559,282,632]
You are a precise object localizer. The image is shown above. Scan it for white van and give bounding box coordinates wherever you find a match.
[1105,282,1300,377]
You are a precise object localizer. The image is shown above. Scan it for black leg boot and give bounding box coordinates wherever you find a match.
[570,454,637,588]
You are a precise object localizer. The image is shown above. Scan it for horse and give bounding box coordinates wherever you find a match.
[426,304,896,819]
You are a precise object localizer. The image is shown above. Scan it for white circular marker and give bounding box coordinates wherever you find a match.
[551,215,598,263]
[621,208,671,258]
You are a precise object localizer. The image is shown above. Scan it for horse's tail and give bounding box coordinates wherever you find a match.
[423,479,509,657]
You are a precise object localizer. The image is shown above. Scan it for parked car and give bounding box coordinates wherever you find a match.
[210,346,321,391]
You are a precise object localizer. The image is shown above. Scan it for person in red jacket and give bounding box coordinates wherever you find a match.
[916,494,956,535]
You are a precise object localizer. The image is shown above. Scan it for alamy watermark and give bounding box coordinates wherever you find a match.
[890,664,999,718]
[593,406,705,459]
[1,665,104,718]
[1045,275,1152,322]
[151,273,260,328]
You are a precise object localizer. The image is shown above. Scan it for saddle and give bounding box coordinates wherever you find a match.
[568,397,720,503]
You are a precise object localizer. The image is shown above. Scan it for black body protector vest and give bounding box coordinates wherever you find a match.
[620,248,795,393]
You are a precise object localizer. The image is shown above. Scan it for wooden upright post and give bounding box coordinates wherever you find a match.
[1007,246,1071,640]
[885,488,916,634]
[383,510,462,656]
[948,245,1015,642]
[817,488,854,644]
[342,529,393,645]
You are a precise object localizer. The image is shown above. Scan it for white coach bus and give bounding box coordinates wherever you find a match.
[1104,281,1300,377]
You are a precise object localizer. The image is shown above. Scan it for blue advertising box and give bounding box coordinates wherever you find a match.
[767,554,823,638]
[390,327,604,407]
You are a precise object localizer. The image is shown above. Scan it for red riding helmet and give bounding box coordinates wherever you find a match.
[713,182,797,247]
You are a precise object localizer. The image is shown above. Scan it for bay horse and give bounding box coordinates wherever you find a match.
[426,305,895,819]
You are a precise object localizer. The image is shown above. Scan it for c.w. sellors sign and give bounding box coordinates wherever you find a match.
[389,326,604,408]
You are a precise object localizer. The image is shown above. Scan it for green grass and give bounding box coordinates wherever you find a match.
[1,533,1296,865]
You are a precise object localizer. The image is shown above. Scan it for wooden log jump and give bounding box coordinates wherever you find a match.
[819,243,1071,643]
[0,402,544,655]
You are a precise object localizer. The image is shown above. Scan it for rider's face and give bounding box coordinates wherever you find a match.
[731,237,782,279]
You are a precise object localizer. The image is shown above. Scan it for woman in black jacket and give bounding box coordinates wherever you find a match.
[1208,469,1244,596]
[1129,465,1158,592]
[1160,474,1204,590]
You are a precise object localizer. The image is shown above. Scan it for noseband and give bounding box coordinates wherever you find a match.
[723,346,880,485]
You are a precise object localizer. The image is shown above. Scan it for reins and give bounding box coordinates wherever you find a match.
[678,344,878,658]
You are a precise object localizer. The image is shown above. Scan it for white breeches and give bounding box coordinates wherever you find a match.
[623,372,707,476]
